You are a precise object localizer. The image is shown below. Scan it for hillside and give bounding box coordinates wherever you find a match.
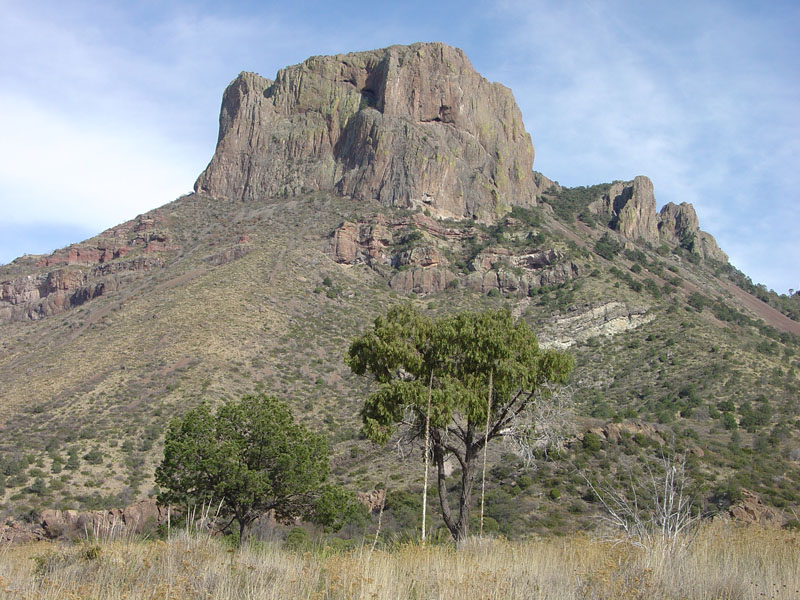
[1,42,798,537]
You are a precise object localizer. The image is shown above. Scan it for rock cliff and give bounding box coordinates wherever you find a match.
[658,202,728,262]
[0,214,172,322]
[195,42,538,222]
[589,176,727,262]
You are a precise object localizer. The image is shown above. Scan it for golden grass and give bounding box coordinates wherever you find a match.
[1,521,798,599]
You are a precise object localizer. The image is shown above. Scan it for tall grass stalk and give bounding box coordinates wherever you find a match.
[0,521,797,599]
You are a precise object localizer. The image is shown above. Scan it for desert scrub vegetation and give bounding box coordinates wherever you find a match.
[1,521,798,599]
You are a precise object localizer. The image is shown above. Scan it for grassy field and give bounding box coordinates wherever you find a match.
[1,522,798,599]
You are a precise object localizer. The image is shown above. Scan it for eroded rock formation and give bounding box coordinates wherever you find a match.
[0,214,172,322]
[195,42,538,221]
[328,212,577,296]
[658,202,728,262]
[589,176,727,262]
[539,301,655,349]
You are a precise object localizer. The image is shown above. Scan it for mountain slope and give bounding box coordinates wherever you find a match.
[1,43,798,533]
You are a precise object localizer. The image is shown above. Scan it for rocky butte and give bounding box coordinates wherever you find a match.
[194,42,538,222]
[0,43,728,321]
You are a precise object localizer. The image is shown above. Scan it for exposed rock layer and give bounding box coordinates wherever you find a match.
[539,301,655,349]
[328,213,578,296]
[0,215,172,323]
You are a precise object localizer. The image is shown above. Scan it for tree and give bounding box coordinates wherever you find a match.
[581,452,700,556]
[155,394,351,541]
[348,306,574,543]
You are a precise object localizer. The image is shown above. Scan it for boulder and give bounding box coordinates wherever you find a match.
[728,490,784,527]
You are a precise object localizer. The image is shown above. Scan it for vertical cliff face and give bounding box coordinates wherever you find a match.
[588,176,727,262]
[194,42,538,222]
[588,176,659,241]
[659,202,728,262]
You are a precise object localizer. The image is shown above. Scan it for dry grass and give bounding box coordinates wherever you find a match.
[1,521,797,599]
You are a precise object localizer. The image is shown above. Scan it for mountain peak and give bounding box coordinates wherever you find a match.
[194,42,537,222]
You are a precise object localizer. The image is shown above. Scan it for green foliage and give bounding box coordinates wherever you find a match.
[284,527,310,552]
[83,449,103,465]
[385,489,423,532]
[582,432,602,453]
[155,394,353,540]
[623,249,647,264]
[540,183,611,223]
[594,233,623,260]
[509,205,542,228]
[721,412,738,431]
[348,305,573,542]
[687,292,707,312]
[608,266,643,293]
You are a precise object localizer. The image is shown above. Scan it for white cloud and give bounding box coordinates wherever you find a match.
[0,92,201,229]
[1,0,796,291]
[483,0,799,293]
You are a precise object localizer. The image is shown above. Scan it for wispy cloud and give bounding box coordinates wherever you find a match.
[482,0,799,292]
[0,1,796,291]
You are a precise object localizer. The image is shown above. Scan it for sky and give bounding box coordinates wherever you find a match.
[1,0,797,294]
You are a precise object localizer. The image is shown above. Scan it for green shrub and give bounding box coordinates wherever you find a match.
[687,292,707,311]
[582,432,602,453]
[284,527,310,552]
[83,449,103,465]
[722,412,738,430]
[595,233,622,260]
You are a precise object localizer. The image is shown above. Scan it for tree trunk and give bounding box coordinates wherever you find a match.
[455,444,476,544]
[238,517,249,544]
[434,442,455,535]
[421,370,433,542]
[432,431,479,545]
[479,368,493,536]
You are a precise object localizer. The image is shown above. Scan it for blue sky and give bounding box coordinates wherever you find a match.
[1,0,797,293]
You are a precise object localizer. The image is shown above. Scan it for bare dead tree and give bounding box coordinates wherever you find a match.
[581,452,700,556]
[505,383,576,466]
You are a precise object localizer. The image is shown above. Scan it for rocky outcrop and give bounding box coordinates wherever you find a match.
[389,267,456,294]
[539,301,655,349]
[0,517,46,544]
[356,489,387,513]
[203,236,253,266]
[36,214,172,268]
[533,170,561,195]
[728,490,784,527]
[0,258,163,323]
[590,176,659,241]
[0,213,172,323]
[195,43,538,222]
[0,499,170,544]
[589,177,727,262]
[328,211,478,269]
[584,421,666,446]
[394,245,448,269]
[658,202,728,262]
[329,210,577,296]
[40,499,168,540]
[464,247,579,296]
[329,218,393,265]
